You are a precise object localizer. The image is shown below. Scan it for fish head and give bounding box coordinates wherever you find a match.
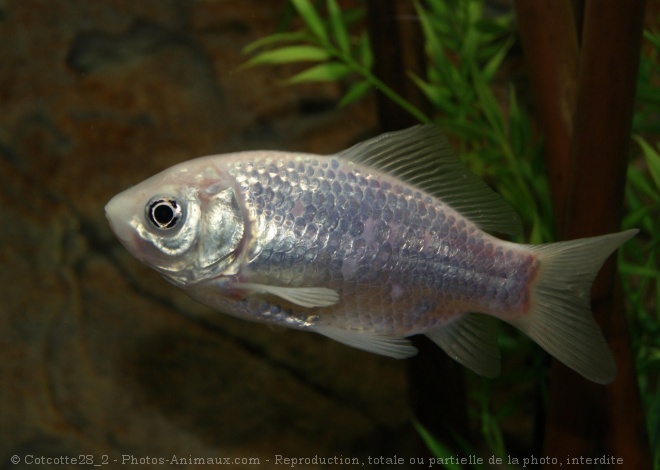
[105,158,245,286]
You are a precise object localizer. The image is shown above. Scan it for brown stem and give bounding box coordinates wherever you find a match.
[515,0,580,229]
[517,0,651,468]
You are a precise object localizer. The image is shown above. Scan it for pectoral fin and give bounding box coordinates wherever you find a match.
[234,283,339,308]
[425,314,501,378]
[314,325,418,359]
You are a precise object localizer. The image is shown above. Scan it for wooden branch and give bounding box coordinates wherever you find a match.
[515,0,579,227]
[518,0,650,467]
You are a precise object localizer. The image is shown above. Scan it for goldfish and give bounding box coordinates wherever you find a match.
[105,125,636,384]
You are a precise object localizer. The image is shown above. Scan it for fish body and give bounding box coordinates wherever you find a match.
[106,125,636,383]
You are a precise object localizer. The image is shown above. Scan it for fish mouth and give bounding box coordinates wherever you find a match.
[105,196,163,273]
[105,194,129,238]
[105,189,144,251]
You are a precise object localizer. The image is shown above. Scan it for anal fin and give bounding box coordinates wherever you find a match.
[314,325,418,359]
[425,314,501,378]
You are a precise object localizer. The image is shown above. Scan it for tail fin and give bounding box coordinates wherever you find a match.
[508,229,638,384]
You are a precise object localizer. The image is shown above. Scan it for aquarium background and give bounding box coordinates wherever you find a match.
[0,0,419,465]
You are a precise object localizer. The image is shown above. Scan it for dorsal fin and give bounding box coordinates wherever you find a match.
[336,125,522,235]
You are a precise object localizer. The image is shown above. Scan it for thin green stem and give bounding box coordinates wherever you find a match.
[361,67,432,124]
[328,43,431,124]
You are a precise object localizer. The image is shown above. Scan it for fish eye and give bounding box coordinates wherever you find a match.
[146,197,183,230]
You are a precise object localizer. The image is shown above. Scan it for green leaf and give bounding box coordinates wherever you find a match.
[461,14,480,58]
[413,421,463,470]
[327,0,350,53]
[634,136,660,192]
[476,14,513,36]
[342,6,367,28]
[482,37,513,81]
[619,263,660,279]
[415,0,444,60]
[338,80,371,107]
[643,29,660,49]
[242,31,309,54]
[637,84,660,106]
[628,166,660,202]
[481,407,506,458]
[244,45,330,66]
[358,31,373,70]
[470,63,504,136]
[508,85,526,156]
[622,206,653,234]
[291,0,328,44]
[286,62,351,84]
[408,71,457,114]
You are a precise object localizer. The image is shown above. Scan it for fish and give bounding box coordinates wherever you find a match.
[105,125,637,384]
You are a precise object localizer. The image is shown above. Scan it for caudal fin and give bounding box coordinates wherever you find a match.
[508,229,638,384]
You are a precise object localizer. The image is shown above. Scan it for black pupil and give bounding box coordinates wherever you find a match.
[149,200,180,229]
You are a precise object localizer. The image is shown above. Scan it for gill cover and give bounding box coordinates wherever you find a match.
[197,186,244,274]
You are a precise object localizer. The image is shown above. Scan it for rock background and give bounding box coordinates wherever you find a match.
[0,1,416,468]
